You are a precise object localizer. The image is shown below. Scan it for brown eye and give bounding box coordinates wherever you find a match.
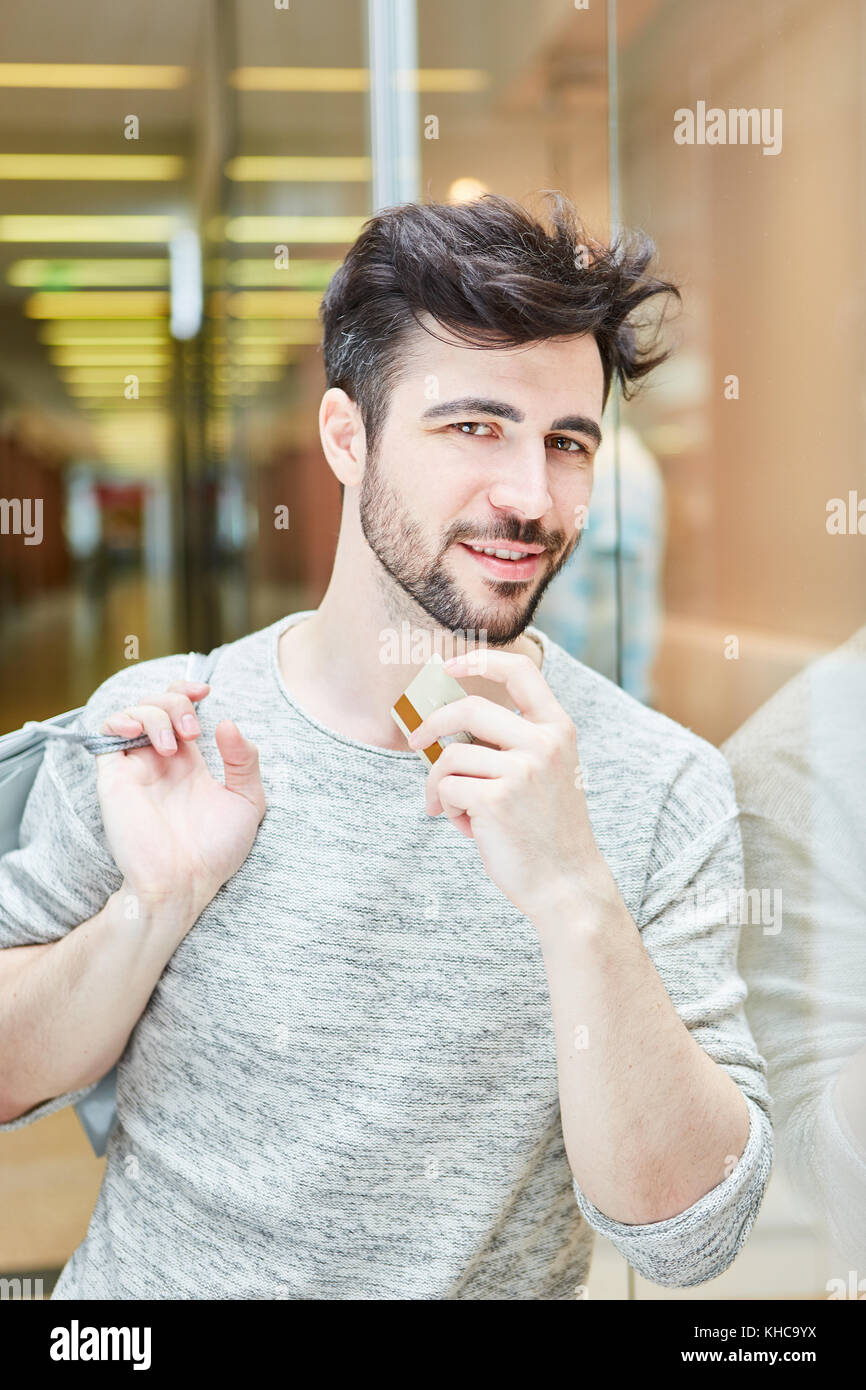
[548,435,587,453]
[452,422,495,436]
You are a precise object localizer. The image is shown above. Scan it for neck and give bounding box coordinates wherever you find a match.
[278,526,543,748]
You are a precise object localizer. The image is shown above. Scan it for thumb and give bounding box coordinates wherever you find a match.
[214,719,266,817]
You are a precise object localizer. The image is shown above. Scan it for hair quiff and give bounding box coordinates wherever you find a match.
[320,190,680,459]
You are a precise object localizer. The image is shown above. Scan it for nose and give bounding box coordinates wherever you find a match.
[486,443,553,520]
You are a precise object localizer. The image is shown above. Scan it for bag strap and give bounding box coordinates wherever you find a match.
[22,644,226,757]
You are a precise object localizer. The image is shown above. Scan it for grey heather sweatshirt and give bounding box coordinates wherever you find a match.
[0,610,773,1298]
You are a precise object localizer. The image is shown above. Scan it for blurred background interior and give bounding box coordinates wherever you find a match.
[0,0,863,1299]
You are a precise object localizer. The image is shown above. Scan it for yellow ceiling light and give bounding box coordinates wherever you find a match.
[229,67,488,93]
[227,323,318,344]
[225,351,290,366]
[210,379,259,395]
[0,155,184,181]
[231,68,368,92]
[225,257,338,288]
[92,414,170,439]
[10,259,171,288]
[65,383,167,396]
[0,64,188,89]
[60,367,169,382]
[25,291,169,318]
[400,69,489,93]
[40,328,170,347]
[447,177,490,203]
[227,290,321,318]
[225,156,370,182]
[49,338,171,353]
[50,351,171,367]
[214,366,283,382]
[224,216,364,244]
[0,216,177,242]
[236,367,283,381]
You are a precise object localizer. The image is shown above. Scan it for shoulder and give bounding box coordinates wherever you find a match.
[77,651,195,728]
[77,613,293,728]
[541,630,727,772]
[539,629,736,819]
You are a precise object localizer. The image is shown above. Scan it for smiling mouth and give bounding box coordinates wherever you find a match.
[457,541,546,581]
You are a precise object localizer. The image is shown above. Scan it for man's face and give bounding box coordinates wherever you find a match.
[358,321,605,646]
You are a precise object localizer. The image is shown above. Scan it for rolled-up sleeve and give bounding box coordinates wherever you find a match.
[572,743,775,1287]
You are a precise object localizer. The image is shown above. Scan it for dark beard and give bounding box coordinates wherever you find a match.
[358,451,580,646]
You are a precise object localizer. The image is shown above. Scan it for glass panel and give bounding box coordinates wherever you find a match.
[615,0,866,1298]
[0,3,208,729]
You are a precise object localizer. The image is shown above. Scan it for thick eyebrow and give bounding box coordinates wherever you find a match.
[420,396,602,447]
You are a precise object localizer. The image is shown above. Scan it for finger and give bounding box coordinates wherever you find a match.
[116,702,178,755]
[425,741,510,813]
[100,711,144,736]
[408,694,534,754]
[125,691,202,740]
[443,648,562,723]
[166,679,211,698]
[214,720,266,818]
[147,691,202,739]
[435,771,499,819]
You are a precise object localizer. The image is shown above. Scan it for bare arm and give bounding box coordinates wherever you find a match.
[535,876,751,1225]
[0,883,202,1123]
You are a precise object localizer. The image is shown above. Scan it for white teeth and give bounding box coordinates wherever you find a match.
[468,544,530,560]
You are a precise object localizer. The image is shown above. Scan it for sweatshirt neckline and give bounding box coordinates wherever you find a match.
[270,609,551,759]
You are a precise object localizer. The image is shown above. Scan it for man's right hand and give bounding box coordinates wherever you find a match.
[95,680,266,919]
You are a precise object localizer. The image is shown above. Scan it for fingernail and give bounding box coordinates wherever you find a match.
[181,715,198,735]
[158,729,176,750]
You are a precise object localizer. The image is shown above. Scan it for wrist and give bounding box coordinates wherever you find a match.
[530,853,622,938]
[111,878,212,929]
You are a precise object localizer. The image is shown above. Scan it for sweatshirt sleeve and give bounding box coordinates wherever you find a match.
[571,742,774,1287]
[0,652,189,1132]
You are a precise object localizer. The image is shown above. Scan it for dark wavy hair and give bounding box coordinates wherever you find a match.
[319,190,680,462]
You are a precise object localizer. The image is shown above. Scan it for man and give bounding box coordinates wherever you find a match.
[0,192,772,1299]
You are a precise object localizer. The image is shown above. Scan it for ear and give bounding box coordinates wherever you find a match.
[319,387,365,487]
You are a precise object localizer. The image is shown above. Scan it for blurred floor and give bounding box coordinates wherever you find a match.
[0,567,177,732]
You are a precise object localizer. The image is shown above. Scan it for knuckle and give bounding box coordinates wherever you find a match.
[130,700,167,719]
[133,705,171,726]
[537,727,563,758]
[487,779,509,807]
[512,751,536,783]
[167,693,195,717]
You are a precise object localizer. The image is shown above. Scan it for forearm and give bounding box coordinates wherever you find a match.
[0,882,201,1122]
[534,868,751,1225]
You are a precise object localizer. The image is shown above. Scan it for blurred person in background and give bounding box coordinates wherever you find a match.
[723,626,866,1278]
[533,418,665,705]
